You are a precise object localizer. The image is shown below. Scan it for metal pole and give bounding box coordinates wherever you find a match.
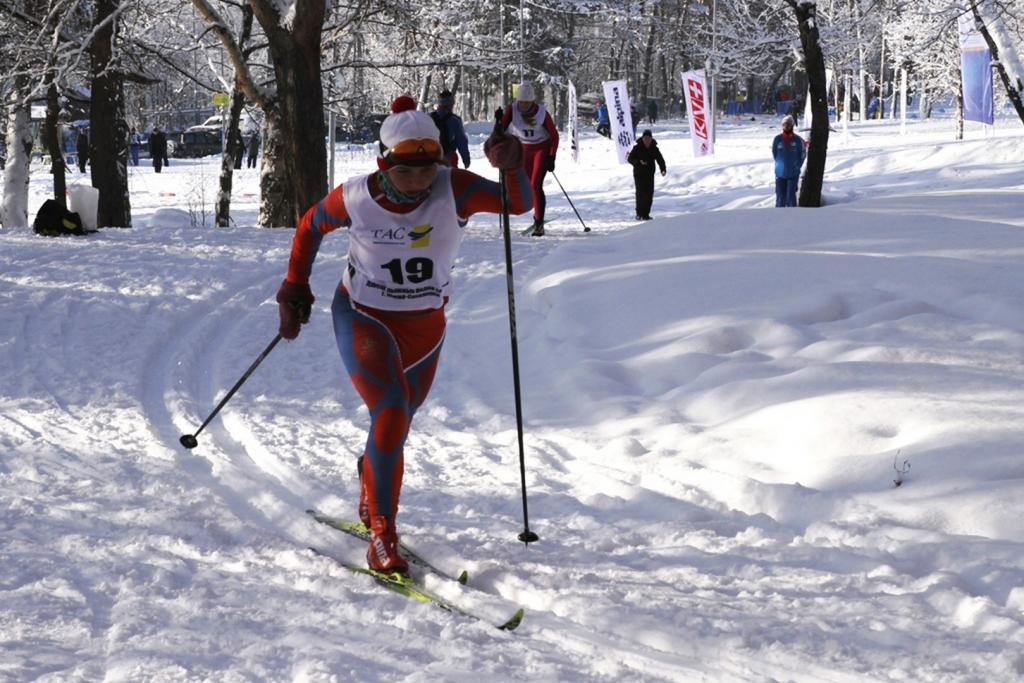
[328,110,335,189]
[494,113,539,545]
[551,172,590,232]
[179,334,283,449]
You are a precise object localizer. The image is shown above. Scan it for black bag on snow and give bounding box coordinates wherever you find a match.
[33,199,87,236]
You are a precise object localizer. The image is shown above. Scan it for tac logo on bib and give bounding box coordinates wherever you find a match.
[410,224,433,248]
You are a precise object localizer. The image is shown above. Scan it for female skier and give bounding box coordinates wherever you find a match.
[276,96,531,573]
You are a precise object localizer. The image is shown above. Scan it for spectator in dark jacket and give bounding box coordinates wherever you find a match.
[646,98,659,124]
[627,129,667,220]
[772,115,805,207]
[229,129,244,169]
[431,90,470,168]
[75,128,89,173]
[148,127,168,173]
[247,132,260,168]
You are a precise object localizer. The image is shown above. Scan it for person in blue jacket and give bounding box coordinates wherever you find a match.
[772,115,805,207]
[430,89,471,168]
[595,100,610,138]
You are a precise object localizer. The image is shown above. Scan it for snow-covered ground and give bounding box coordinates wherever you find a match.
[3,109,1024,682]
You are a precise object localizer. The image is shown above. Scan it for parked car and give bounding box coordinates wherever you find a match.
[174,129,222,158]
[194,115,223,130]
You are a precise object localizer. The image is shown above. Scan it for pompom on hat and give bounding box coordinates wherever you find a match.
[377,96,444,169]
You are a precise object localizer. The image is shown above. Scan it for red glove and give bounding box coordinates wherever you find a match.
[485,132,523,170]
[276,280,314,340]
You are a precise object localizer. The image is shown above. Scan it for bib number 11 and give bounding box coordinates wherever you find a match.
[381,257,433,284]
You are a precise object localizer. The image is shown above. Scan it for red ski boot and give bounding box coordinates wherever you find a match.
[366,515,409,575]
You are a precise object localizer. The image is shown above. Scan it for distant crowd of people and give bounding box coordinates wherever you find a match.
[595,97,664,139]
[23,85,806,232]
[58,123,261,175]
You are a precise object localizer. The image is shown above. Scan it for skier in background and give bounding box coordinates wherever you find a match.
[500,81,559,236]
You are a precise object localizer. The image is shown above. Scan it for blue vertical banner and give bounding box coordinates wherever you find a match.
[958,13,994,125]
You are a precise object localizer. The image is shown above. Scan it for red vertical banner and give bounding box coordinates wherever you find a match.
[682,70,714,157]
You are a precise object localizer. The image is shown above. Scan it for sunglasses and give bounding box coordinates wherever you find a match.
[379,138,444,166]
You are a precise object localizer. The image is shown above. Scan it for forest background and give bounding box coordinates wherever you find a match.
[1,0,1023,232]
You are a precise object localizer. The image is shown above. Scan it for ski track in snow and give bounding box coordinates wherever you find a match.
[3,115,1024,681]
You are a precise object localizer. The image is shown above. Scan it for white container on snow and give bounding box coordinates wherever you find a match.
[68,185,99,230]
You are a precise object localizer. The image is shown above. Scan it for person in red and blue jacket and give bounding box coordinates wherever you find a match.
[772,115,805,207]
[500,81,559,236]
[276,96,531,574]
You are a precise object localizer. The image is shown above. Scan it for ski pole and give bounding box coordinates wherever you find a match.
[179,333,283,449]
[494,110,539,545]
[550,171,591,233]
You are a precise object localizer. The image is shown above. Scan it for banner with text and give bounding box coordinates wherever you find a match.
[958,13,994,125]
[602,79,635,164]
[681,69,714,156]
[568,81,579,163]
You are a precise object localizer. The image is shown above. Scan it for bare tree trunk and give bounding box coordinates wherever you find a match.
[956,76,965,140]
[877,28,886,119]
[787,0,829,208]
[43,79,67,208]
[659,52,669,104]
[2,78,33,228]
[216,6,255,227]
[89,0,131,227]
[216,88,248,227]
[765,60,791,112]
[251,0,328,227]
[419,73,432,108]
[258,110,291,226]
[640,3,656,100]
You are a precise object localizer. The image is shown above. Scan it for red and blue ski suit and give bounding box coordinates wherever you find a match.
[501,103,559,224]
[284,166,531,522]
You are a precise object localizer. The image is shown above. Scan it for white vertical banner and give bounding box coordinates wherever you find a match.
[899,68,908,135]
[602,79,634,164]
[680,69,713,157]
[958,12,994,125]
[842,73,851,144]
[568,81,579,163]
